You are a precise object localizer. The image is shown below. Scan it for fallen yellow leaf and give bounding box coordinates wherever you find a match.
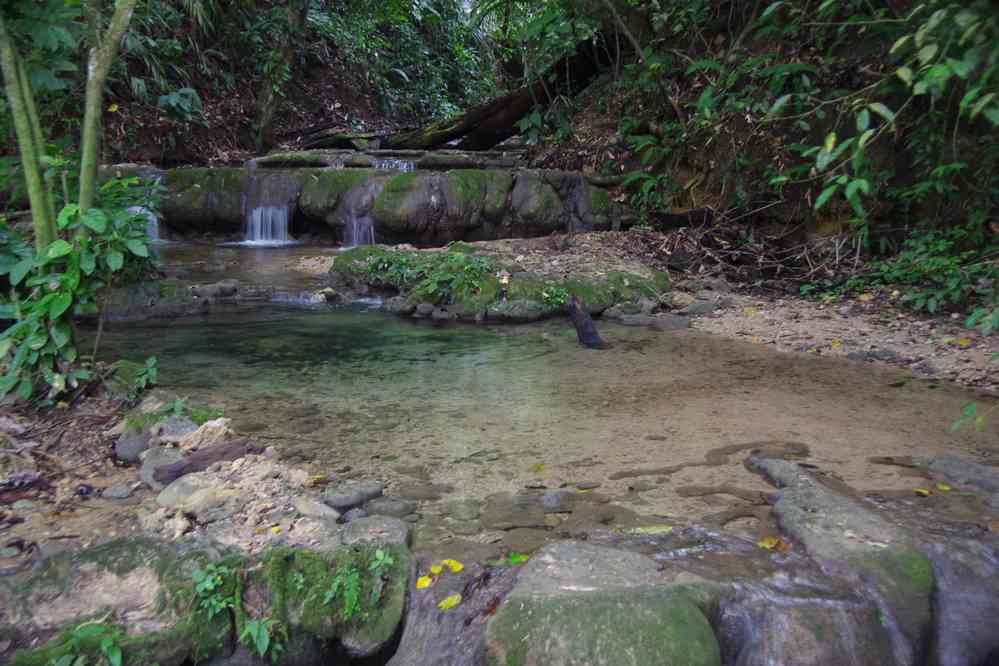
[743,307,758,316]
[858,293,875,302]
[438,594,462,610]
[750,336,763,344]
[757,536,779,549]
[957,338,972,348]
[270,526,281,534]
[830,339,842,350]
[936,482,952,492]
[107,103,119,113]
[430,564,443,575]
[529,463,545,474]
[914,488,933,497]
[416,576,434,589]
[441,558,464,573]
[629,525,674,535]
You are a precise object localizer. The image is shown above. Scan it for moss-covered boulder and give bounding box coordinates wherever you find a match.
[160,168,247,233]
[2,538,413,666]
[1,537,235,666]
[484,541,721,666]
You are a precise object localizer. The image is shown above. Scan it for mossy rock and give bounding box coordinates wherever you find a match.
[2,538,237,666]
[248,544,411,659]
[372,172,426,231]
[484,542,721,666]
[160,167,246,232]
[298,169,377,223]
[510,172,564,231]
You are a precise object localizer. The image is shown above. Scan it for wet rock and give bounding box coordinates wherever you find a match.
[575,481,601,491]
[293,496,340,522]
[341,507,368,522]
[651,314,691,331]
[616,314,658,326]
[102,482,135,500]
[385,296,415,315]
[603,303,643,319]
[151,415,198,445]
[365,497,417,519]
[431,307,457,322]
[177,418,235,452]
[748,457,933,665]
[444,499,482,521]
[322,481,384,511]
[448,519,481,536]
[11,500,34,511]
[114,429,152,463]
[394,482,450,501]
[919,454,999,494]
[484,541,720,666]
[190,279,239,300]
[678,300,718,316]
[139,446,185,490]
[671,292,696,309]
[341,515,410,547]
[718,582,895,666]
[414,303,435,318]
[486,299,553,323]
[541,490,573,513]
[501,528,553,553]
[481,493,547,530]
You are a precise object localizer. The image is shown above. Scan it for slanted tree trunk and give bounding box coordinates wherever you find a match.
[78,0,138,220]
[255,0,310,153]
[300,36,614,151]
[0,15,56,251]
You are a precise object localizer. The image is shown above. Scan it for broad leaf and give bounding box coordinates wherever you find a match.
[107,250,124,272]
[49,292,72,320]
[125,239,149,257]
[45,239,73,260]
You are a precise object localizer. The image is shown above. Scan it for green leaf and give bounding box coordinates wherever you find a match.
[125,239,149,257]
[49,293,73,320]
[758,1,785,23]
[51,321,72,348]
[984,107,999,127]
[917,44,939,65]
[814,183,839,211]
[57,204,79,229]
[970,93,996,119]
[81,208,109,233]
[856,109,870,132]
[889,35,911,54]
[768,94,792,116]
[896,66,913,86]
[80,251,96,275]
[10,258,34,286]
[45,239,73,260]
[823,132,837,153]
[17,378,32,400]
[107,250,124,272]
[0,339,11,358]
[868,103,895,124]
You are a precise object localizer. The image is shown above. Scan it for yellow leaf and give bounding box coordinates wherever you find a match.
[957,338,972,348]
[441,558,464,573]
[437,594,462,610]
[629,525,674,535]
[254,527,266,535]
[430,564,443,575]
[270,525,281,534]
[416,576,434,589]
[107,103,119,113]
[935,482,952,492]
[858,293,875,302]
[914,487,933,497]
[830,339,842,350]
[529,463,545,474]
[756,536,791,552]
[743,307,758,316]
[750,336,762,344]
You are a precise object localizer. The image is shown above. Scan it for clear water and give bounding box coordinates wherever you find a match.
[96,303,994,521]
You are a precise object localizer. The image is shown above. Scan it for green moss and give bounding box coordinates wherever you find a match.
[298,169,375,219]
[877,548,934,597]
[590,187,612,216]
[446,170,489,211]
[373,172,421,221]
[446,241,479,254]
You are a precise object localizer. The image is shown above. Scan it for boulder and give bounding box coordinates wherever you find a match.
[484,541,721,666]
[322,482,384,511]
[139,446,186,490]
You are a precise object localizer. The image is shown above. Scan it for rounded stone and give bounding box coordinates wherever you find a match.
[365,496,416,519]
[322,482,384,511]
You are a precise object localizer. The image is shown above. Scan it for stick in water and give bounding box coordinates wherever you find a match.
[567,295,610,349]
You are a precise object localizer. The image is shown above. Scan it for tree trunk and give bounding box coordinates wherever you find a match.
[255,0,309,153]
[300,36,614,151]
[0,15,56,251]
[78,0,137,218]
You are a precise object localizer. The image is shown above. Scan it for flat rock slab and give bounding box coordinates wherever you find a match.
[341,515,410,547]
[485,541,720,666]
[365,497,417,519]
[322,482,384,511]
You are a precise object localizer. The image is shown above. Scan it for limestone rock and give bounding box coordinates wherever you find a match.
[139,446,185,490]
[322,481,384,511]
[177,418,235,452]
[341,515,410,547]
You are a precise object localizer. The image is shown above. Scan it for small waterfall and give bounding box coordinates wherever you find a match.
[127,206,161,241]
[345,215,375,246]
[373,158,415,172]
[242,169,301,246]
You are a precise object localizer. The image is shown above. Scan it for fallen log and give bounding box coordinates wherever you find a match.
[568,295,610,349]
[152,438,262,486]
[301,37,614,152]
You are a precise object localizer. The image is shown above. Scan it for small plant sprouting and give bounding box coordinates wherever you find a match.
[46,622,123,666]
[192,563,236,620]
[541,286,569,308]
[369,548,394,573]
[324,565,363,621]
[292,570,307,593]
[240,618,285,663]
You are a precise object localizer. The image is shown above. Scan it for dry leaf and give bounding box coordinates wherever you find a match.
[441,558,464,573]
[416,576,434,589]
[529,463,545,474]
[935,482,952,492]
[914,488,933,497]
[858,293,875,302]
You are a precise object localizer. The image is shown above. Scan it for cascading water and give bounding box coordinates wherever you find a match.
[345,215,375,246]
[242,168,301,246]
[373,158,415,172]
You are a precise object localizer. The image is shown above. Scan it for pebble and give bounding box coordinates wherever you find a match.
[102,482,134,500]
[0,546,20,558]
[11,500,34,511]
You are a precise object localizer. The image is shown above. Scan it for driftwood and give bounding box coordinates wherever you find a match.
[300,37,613,152]
[568,295,610,349]
[152,438,262,486]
